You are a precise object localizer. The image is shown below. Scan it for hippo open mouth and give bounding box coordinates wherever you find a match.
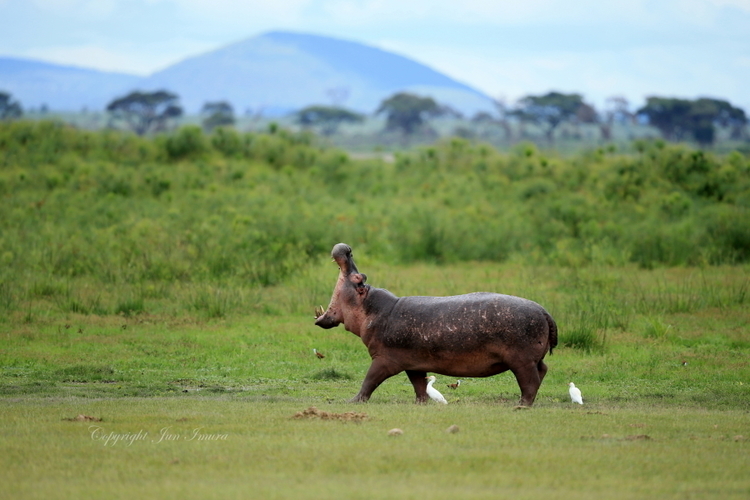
[314,243,369,329]
[331,243,359,275]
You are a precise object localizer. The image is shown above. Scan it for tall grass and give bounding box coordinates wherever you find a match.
[1,121,749,313]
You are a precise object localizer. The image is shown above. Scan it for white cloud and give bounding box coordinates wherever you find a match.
[22,38,216,75]
[29,0,116,17]
[157,0,313,23]
[313,0,655,27]
[706,0,750,11]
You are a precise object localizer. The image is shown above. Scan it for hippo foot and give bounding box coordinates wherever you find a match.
[513,405,531,410]
[348,395,369,403]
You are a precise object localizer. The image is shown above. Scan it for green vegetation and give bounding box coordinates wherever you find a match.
[1,261,749,498]
[1,121,749,498]
[2,399,748,500]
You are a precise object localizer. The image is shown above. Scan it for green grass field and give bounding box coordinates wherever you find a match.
[2,398,748,499]
[1,261,749,499]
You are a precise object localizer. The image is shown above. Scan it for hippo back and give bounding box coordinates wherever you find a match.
[378,292,552,352]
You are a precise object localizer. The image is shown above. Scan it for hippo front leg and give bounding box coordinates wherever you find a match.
[350,358,401,403]
[405,370,428,403]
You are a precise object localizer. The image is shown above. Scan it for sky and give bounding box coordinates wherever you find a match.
[2,0,749,111]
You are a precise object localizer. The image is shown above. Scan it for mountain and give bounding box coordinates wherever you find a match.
[0,31,495,116]
[136,31,495,115]
[0,57,140,112]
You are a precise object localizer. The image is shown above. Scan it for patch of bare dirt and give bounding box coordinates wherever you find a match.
[292,406,368,422]
[64,414,102,422]
[580,433,653,441]
[624,434,652,441]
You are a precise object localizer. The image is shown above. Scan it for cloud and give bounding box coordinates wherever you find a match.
[312,0,655,27]
[148,0,314,24]
[707,0,750,11]
[29,0,117,17]
[22,38,216,75]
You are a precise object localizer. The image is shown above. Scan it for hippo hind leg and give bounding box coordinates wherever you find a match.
[405,370,428,404]
[537,359,548,384]
[511,362,543,407]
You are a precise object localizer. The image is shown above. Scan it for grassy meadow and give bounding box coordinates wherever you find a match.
[1,120,749,498]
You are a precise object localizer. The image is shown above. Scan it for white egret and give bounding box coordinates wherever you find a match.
[425,376,448,404]
[568,382,583,404]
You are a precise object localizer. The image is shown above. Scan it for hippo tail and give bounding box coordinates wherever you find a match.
[544,311,558,355]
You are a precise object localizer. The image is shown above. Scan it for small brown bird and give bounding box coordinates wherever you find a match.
[313,348,325,359]
[447,380,461,389]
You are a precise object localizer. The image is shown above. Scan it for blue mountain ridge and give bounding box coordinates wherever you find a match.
[264,31,472,92]
[0,56,139,111]
[1,31,494,116]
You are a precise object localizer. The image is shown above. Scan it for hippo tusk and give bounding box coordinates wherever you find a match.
[314,305,325,318]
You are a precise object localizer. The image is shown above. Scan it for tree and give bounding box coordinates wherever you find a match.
[599,96,632,142]
[201,101,235,132]
[376,92,441,135]
[636,97,694,142]
[295,105,364,136]
[0,91,23,120]
[637,96,747,146]
[492,97,513,141]
[512,92,589,143]
[692,97,747,143]
[106,90,183,135]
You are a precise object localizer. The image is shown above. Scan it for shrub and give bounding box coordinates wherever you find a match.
[162,125,209,160]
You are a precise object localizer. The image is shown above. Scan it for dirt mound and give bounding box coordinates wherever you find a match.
[64,414,102,422]
[292,406,368,422]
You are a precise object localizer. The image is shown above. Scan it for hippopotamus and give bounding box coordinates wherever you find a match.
[314,243,558,407]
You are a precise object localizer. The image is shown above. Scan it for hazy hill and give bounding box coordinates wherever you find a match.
[136,31,495,116]
[0,57,139,112]
[1,31,495,116]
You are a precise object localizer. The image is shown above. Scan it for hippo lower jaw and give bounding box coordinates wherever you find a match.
[314,305,339,329]
[315,315,338,329]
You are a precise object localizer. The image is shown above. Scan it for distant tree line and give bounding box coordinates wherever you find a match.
[292,91,748,147]
[1,87,747,148]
